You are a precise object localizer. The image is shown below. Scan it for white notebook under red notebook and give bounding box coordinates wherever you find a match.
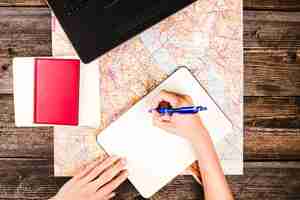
[13,57,101,128]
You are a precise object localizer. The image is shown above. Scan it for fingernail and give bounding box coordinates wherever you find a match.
[110,192,116,198]
[124,170,129,176]
[121,158,127,165]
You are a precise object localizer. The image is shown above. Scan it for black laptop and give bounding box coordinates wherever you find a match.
[47,0,196,63]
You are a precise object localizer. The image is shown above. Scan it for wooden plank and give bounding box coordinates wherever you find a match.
[244,0,300,11]
[245,0,300,97]
[245,48,300,96]
[244,11,300,48]
[245,97,300,129]
[1,0,300,11]
[228,162,300,200]
[0,95,53,158]
[244,11,300,95]
[0,0,46,6]
[0,158,66,200]
[0,159,299,200]
[246,128,300,160]
[0,7,51,94]
[245,96,300,160]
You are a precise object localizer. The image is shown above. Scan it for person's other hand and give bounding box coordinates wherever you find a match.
[151,90,206,143]
[51,156,128,200]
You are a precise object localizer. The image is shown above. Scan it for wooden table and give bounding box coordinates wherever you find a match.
[0,0,300,199]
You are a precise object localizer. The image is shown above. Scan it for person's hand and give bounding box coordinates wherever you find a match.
[151,91,234,200]
[151,90,207,143]
[51,156,128,200]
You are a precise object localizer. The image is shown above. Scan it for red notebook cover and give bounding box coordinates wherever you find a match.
[34,58,80,126]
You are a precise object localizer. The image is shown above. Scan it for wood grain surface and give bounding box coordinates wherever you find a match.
[245,48,300,96]
[245,97,300,160]
[1,8,300,95]
[244,11,300,49]
[0,95,53,158]
[243,9,300,101]
[1,94,299,160]
[0,1,299,200]
[244,0,300,11]
[0,7,51,94]
[0,160,299,200]
[228,162,300,200]
[0,0,46,6]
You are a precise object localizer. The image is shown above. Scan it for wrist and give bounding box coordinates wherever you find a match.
[177,116,205,138]
[182,122,209,145]
[183,122,220,165]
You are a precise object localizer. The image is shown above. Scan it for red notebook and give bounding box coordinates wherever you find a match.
[34,58,80,126]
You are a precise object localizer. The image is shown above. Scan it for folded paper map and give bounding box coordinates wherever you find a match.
[52,0,243,176]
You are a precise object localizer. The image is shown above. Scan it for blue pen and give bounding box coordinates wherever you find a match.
[149,106,207,115]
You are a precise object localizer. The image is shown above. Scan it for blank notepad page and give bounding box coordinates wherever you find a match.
[97,67,232,198]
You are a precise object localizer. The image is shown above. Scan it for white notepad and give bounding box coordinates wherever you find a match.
[13,57,101,128]
[97,67,232,198]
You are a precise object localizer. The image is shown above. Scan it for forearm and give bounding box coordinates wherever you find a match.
[190,127,234,200]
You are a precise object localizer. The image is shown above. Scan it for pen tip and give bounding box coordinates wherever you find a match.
[198,106,207,111]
